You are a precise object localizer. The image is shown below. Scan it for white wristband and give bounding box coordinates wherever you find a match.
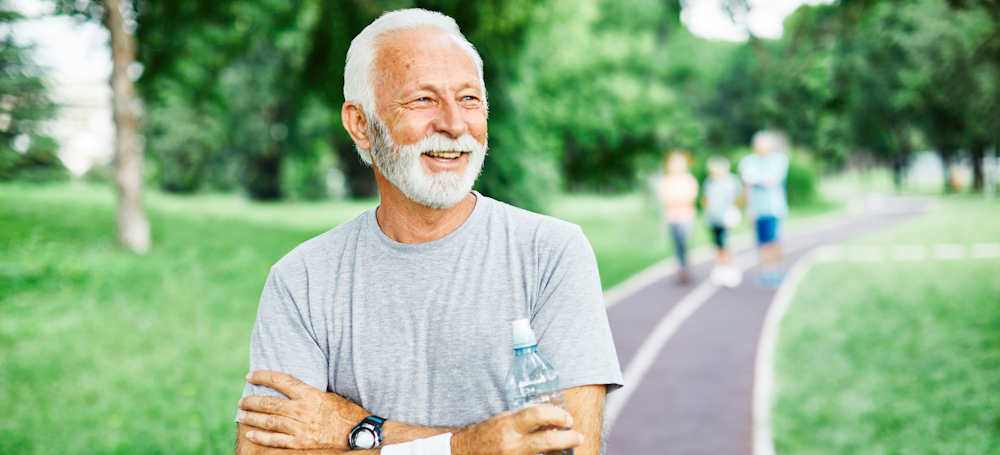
[380,432,452,455]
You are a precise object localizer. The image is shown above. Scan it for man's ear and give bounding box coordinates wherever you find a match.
[342,102,371,150]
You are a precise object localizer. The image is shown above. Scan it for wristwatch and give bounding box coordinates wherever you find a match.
[348,416,386,450]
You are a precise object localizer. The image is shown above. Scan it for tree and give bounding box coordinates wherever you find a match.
[509,0,717,192]
[0,0,66,182]
[56,0,150,253]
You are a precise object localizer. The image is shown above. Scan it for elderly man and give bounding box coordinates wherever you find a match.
[234,9,621,455]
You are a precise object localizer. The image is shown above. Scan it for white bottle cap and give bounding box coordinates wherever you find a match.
[511,318,537,349]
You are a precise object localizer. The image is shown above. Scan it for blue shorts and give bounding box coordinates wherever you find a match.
[710,224,726,248]
[756,216,779,244]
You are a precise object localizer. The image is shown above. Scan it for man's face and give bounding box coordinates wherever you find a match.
[753,136,774,156]
[368,28,488,209]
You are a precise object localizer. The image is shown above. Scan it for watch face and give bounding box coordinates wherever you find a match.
[353,430,376,449]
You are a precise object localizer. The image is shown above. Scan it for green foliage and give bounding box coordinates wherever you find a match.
[0,2,64,182]
[49,0,1000,200]
[513,0,732,192]
[700,0,999,181]
[145,92,226,192]
[4,136,69,183]
[111,0,555,208]
[786,153,817,206]
[705,5,842,158]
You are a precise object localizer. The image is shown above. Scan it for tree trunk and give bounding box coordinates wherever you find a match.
[103,0,150,253]
[940,151,955,193]
[971,145,984,192]
[245,153,283,201]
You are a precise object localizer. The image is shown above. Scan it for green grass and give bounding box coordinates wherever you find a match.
[0,183,376,454]
[773,197,1000,454]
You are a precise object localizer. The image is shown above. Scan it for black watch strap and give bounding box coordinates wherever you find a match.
[348,416,386,450]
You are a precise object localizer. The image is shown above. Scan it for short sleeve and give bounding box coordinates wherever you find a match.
[239,267,330,412]
[530,229,623,393]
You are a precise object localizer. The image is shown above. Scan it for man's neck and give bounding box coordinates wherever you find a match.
[374,178,477,244]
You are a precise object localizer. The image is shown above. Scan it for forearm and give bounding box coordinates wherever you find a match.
[381,421,458,445]
[562,385,607,455]
[237,419,456,454]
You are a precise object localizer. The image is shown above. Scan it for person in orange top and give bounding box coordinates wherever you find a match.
[656,150,700,283]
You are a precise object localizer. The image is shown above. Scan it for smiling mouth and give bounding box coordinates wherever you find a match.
[424,151,465,161]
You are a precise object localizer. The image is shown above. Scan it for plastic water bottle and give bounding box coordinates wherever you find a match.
[504,318,573,455]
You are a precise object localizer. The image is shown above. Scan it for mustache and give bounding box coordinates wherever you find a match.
[400,133,487,155]
[368,115,488,156]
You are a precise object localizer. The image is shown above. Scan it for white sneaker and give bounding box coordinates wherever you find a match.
[724,266,743,288]
[710,266,726,286]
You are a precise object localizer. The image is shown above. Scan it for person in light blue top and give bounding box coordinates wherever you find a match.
[702,155,743,287]
[739,131,789,289]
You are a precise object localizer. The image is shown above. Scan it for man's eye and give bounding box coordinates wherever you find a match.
[416,97,432,102]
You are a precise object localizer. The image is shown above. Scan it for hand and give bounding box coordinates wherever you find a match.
[238,370,369,450]
[451,406,583,455]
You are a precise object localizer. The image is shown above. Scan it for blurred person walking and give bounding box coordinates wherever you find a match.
[656,151,699,283]
[739,131,789,289]
[702,155,743,288]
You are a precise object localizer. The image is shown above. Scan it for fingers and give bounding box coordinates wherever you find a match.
[239,395,295,418]
[511,405,574,434]
[246,370,307,399]
[245,428,300,449]
[523,428,584,454]
[238,409,299,435]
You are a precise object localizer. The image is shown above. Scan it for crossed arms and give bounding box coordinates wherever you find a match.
[235,370,606,455]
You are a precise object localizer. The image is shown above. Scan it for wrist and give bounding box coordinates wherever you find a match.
[349,416,387,450]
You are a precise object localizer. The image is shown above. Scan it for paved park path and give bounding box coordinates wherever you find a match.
[602,196,928,455]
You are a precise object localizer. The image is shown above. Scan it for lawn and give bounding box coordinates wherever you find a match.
[0,183,377,454]
[772,197,1000,454]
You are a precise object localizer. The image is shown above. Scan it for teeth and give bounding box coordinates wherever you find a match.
[425,151,462,159]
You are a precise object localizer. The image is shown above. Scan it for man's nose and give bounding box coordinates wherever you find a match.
[433,97,468,139]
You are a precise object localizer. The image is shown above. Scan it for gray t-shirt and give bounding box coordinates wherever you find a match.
[241,193,622,428]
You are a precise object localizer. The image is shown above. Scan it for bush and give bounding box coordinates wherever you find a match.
[786,153,818,206]
[146,96,226,193]
[0,135,69,182]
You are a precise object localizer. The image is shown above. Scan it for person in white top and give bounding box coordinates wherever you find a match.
[656,151,700,283]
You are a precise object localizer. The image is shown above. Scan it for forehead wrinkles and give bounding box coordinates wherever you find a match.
[372,29,478,96]
[371,29,434,93]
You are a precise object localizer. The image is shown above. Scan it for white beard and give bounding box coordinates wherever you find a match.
[368,117,487,210]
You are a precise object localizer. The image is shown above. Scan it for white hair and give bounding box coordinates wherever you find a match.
[751,130,785,154]
[344,8,487,165]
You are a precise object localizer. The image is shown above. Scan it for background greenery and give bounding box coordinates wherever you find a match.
[7,0,999,208]
[773,197,1000,454]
